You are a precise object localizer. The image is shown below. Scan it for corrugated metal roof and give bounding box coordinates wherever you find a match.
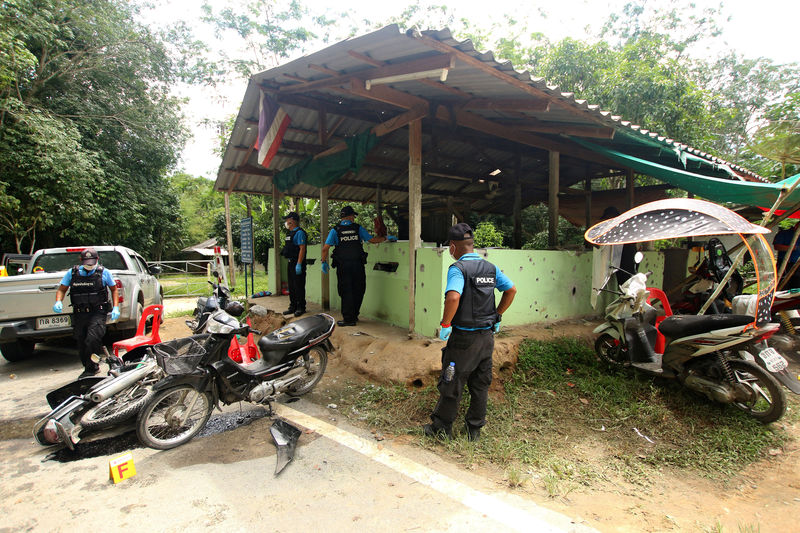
[215,25,764,210]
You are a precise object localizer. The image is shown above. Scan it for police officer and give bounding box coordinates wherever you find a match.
[320,205,396,327]
[281,211,308,317]
[52,248,120,377]
[424,223,516,441]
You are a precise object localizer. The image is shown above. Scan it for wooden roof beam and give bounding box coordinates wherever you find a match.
[459,98,550,112]
[279,53,455,94]
[434,105,619,168]
[409,29,614,130]
[501,122,615,139]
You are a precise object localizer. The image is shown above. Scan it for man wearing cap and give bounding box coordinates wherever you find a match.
[424,223,516,442]
[52,248,120,377]
[320,205,397,327]
[281,211,308,317]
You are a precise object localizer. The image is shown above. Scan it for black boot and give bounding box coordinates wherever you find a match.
[422,423,453,440]
[465,422,481,442]
[282,308,296,316]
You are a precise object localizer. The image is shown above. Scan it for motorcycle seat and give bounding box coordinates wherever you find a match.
[257,314,334,354]
[658,314,753,339]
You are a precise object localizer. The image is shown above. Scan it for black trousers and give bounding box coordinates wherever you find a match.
[72,312,106,371]
[287,260,306,311]
[336,260,366,322]
[431,328,494,429]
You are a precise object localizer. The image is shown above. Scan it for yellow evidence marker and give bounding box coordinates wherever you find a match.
[109,452,136,484]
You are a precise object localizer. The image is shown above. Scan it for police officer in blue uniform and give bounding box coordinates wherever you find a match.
[320,206,396,327]
[424,224,516,441]
[281,211,308,317]
[52,248,120,377]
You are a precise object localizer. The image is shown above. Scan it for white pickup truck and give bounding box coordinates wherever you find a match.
[0,246,163,362]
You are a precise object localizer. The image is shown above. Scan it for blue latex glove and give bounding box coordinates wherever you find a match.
[53,301,63,313]
[295,263,302,275]
[493,323,501,334]
[439,326,452,341]
[111,306,120,321]
[321,261,329,274]
[387,235,397,242]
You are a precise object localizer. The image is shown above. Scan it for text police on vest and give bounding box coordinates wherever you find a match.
[340,235,359,242]
[475,277,495,284]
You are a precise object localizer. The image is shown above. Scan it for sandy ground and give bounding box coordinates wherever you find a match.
[1,295,799,532]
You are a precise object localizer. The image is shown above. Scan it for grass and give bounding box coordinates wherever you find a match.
[157,271,270,298]
[336,337,798,493]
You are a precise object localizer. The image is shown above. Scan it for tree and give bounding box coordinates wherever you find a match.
[0,0,188,257]
[750,92,800,180]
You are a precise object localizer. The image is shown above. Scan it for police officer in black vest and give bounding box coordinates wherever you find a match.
[424,224,516,441]
[281,211,308,317]
[52,248,120,377]
[320,206,396,327]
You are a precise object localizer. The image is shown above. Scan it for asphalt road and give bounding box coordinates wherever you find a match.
[0,343,594,533]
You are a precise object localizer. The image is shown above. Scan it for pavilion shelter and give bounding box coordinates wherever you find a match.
[214,25,765,336]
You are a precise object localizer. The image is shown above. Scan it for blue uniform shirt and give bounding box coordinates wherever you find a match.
[60,266,116,287]
[293,228,307,246]
[325,220,373,246]
[445,252,514,330]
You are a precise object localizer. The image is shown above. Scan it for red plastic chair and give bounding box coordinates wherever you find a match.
[646,288,673,355]
[113,304,163,357]
[228,317,261,365]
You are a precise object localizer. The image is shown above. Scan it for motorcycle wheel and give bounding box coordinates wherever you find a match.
[136,385,213,450]
[287,346,328,397]
[727,359,786,424]
[594,334,628,366]
[80,385,155,431]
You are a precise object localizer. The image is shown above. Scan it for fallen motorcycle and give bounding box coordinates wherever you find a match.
[33,349,163,449]
[589,198,792,423]
[135,309,335,451]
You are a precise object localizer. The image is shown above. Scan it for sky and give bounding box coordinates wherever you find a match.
[143,0,800,180]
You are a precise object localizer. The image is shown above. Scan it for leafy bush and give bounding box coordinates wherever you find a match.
[473,221,504,248]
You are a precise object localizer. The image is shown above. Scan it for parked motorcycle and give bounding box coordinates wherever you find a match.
[589,198,792,424]
[135,309,335,450]
[33,349,163,449]
[186,272,235,334]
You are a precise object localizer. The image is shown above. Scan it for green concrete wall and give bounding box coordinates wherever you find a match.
[269,246,668,337]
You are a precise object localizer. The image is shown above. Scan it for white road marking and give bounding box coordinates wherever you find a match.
[275,404,592,533]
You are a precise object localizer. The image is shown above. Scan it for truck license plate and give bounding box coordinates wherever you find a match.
[36,315,71,330]
[758,347,788,372]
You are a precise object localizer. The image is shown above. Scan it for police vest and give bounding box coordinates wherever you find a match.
[69,266,110,313]
[332,223,364,263]
[451,259,498,329]
[281,227,305,262]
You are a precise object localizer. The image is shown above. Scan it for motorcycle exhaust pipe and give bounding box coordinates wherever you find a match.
[89,361,157,403]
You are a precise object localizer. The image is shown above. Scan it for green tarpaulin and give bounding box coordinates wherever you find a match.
[572,137,800,208]
[273,131,379,192]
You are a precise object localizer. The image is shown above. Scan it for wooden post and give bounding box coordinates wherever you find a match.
[548,151,560,248]
[271,183,281,296]
[626,169,635,209]
[585,177,592,249]
[224,192,236,287]
[408,119,423,336]
[513,152,522,249]
[320,187,330,310]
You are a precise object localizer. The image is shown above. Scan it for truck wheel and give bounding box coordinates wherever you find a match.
[0,340,36,362]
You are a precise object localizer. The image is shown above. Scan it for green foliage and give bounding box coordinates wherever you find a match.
[750,92,800,180]
[473,221,503,248]
[0,0,187,258]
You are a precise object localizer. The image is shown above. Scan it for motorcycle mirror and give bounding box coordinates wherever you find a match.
[634,251,644,264]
